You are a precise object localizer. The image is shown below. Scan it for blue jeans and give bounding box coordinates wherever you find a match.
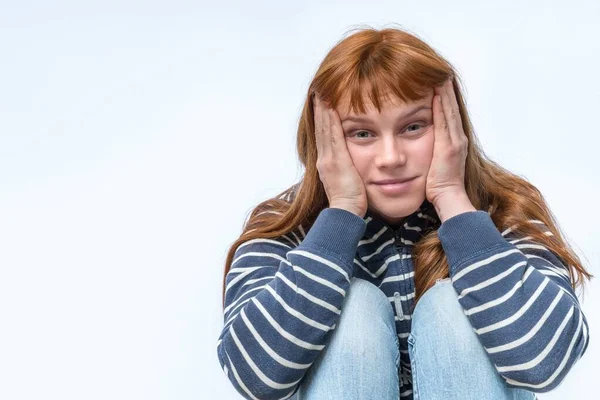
[290,277,536,400]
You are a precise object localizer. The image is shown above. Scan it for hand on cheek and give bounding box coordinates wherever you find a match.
[425,78,475,222]
[312,92,368,217]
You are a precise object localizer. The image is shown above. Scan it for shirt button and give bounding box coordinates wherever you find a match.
[393,292,405,320]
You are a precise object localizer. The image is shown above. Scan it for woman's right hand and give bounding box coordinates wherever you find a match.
[313,93,368,218]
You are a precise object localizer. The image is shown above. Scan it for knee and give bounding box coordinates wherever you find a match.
[333,277,397,349]
[408,281,532,398]
[343,277,394,319]
[296,278,400,399]
[411,279,480,356]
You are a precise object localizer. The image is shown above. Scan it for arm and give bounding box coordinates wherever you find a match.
[437,210,590,393]
[217,208,366,400]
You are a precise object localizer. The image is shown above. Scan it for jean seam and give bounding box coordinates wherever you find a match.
[408,335,419,400]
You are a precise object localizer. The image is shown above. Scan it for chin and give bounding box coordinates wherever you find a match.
[367,193,426,223]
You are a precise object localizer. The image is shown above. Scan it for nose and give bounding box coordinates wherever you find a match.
[375,135,406,169]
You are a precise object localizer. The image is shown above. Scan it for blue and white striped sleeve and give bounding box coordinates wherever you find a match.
[216,208,367,400]
[437,210,589,393]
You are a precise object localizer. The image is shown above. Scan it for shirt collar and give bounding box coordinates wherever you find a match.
[357,199,441,263]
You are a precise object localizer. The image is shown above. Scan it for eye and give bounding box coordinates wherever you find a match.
[347,123,428,139]
[348,130,373,139]
[405,123,425,134]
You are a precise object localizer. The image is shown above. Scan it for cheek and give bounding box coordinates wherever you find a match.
[415,132,435,167]
[346,145,370,179]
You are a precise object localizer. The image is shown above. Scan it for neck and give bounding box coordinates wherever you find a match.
[366,208,406,230]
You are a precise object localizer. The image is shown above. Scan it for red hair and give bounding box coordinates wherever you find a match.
[221,26,593,307]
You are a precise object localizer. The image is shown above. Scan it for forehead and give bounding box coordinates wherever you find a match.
[335,89,432,117]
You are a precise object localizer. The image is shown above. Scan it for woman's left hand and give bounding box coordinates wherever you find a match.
[425,78,469,208]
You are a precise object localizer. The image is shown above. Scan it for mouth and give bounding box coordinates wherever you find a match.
[372,176,417,195]
[373,177,417,185]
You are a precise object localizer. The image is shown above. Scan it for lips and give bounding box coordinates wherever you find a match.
[372,177,416,195]
[373,177,416,185]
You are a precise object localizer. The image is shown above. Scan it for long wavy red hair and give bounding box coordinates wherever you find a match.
[221,25,593,308]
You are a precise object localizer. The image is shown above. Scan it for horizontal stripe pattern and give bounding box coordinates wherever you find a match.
[218,195,588,399]
[439,211,589,393]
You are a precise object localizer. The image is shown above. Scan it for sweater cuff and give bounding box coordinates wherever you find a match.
[437,210,508,274]
[298,208,367,272]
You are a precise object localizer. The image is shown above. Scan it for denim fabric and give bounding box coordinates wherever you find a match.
[292,277,400,399]
[291,277,537,400]
[408,278,536,400]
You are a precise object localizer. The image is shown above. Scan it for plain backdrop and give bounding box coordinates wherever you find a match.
[0,1,598,399]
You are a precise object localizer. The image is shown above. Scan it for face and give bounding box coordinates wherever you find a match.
[336,90,435,228]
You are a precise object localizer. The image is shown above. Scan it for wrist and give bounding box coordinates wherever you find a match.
[433,191,476,223]
[329,203,365,218]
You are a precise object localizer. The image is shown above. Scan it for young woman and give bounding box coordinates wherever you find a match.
[216,27,592,400]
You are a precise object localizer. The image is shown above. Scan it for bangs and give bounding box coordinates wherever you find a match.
[332,65,435,116]
[319,35,449,115]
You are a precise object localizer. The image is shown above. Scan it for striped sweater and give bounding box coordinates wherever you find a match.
[217,194,589,400]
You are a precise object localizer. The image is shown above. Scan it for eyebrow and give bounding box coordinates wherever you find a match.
[341,105,432,124]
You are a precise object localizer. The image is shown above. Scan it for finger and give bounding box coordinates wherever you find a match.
[320,97,332,156]
[315,95,325,157]
[445,78,459,109]
[328,107,347,157]
[440,78,463,144]
[434,82,453,144]
[314,95,324,157]
[433,92,451,145]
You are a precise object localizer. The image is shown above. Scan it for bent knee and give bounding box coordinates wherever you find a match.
[411,280,476,346]
[328,277,398,358]
[334,278,396,337]
[344,278,393,318]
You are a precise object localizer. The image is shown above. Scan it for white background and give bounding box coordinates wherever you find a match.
[0,1,598,399]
